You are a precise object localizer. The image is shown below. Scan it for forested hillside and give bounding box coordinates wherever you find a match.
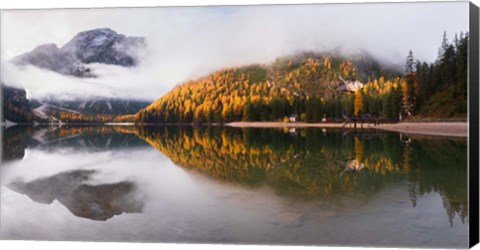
[136,52,403,123]
[136,31,468,124]
[414,32,469,118]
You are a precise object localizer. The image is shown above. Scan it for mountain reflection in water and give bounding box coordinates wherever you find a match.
[0,125,469,247]
[2,126,148,221]
[8,170,143,221]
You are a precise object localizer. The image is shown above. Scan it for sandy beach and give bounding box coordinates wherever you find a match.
[226,121,468,138]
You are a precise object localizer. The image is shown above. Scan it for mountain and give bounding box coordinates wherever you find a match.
[1,83,37,123]
[3,28,149,123]
[136,52,403,124]
[29,97,150,123]
[1,86,150,124]
[135,31,467,124]
[62,28,144,67]
[12,28,145,77]
[37,97,150,116]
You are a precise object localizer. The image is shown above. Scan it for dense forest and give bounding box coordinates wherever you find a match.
[136,32,468,124]
[414,31,469,117]
[136,53,403,123]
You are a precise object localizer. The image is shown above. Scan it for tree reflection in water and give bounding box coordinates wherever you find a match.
[137,126,468,225]
[1,125,468,225]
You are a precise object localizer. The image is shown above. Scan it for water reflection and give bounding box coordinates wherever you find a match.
[2,125,147,162]
[2,125,149,221]
[136,126,467,224]
[0,125,469,247]
[8,170,144,221]
[2,125,34,162]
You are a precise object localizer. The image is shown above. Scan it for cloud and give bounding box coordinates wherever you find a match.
[0,2,469,100]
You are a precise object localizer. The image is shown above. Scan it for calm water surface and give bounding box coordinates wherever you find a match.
[0,125,468,248]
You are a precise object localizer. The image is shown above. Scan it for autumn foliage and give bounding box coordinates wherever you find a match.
[136,52,403,124]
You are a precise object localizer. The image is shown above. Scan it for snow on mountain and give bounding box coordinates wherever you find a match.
[32,104,50,119]
[38,97,150,116]
[106,100,112,111]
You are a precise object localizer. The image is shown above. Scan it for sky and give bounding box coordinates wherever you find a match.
[0,2,469,100]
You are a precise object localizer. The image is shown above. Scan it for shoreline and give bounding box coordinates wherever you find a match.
[226,121,468,138]
[1,121,468,138]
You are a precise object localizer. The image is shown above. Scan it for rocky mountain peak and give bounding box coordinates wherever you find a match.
[31,43,61,53]
[11,28,145,77]
[61,28,145,67]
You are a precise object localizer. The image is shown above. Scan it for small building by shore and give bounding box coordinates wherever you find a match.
[289,114,299,122]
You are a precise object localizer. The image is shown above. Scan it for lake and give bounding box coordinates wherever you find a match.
[0,125,469,248]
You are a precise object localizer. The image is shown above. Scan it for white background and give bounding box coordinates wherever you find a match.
[0,0,479,250]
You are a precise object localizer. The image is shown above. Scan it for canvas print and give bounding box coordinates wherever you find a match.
[0,1,478,248]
